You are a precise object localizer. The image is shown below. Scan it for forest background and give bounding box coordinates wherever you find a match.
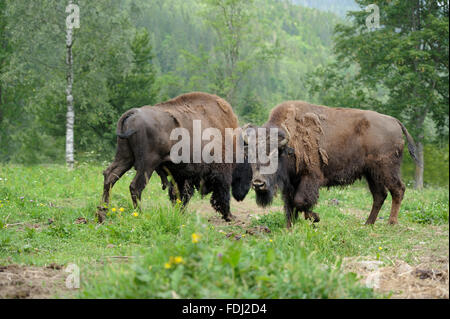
[0,0,448,187]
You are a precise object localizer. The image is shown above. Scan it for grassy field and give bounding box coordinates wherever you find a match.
[0,164,448,298]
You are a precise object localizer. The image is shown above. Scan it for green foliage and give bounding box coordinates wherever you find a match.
[306,62,381,109]
[402,143,449,187]
[252,210,286,230]
[0,0,159,162]
[109,28,158,111]
[239,90,269,125]
[407,200,449,225]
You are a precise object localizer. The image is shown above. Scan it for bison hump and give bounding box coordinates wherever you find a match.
[283,111,327,172]
[216,98,230,114]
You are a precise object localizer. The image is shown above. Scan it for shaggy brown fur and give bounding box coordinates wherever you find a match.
[97,92,252,223]
[246,100,419,228]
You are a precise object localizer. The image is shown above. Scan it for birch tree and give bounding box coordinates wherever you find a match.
[65,1,79,169]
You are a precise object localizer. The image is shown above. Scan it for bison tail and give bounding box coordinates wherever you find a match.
[116,109,138,139]
[397,119,421,167]
[117,130,137,139]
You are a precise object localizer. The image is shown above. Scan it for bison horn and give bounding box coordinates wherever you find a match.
[241,123,251,145]
[279,123,291,147]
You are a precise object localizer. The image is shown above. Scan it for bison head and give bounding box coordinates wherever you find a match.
[241,123,294,207]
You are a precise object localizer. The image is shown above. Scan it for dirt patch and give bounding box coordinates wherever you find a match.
[75,217,88,224]
[343,256,449,299]
[190,198,280,227]
[0,264,73,299]
[246,225,271,235]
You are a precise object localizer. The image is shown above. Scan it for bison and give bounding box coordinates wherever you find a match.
[97,92,252,223]
[241,101,419,228]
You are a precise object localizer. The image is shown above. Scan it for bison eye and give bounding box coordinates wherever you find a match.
[284,147,295,156]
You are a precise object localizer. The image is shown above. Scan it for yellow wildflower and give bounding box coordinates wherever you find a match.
[269,239,273,242]
[191,233,200,244]
[119,207,124,212]
[176,199,182,204]
[164,262,172,269]
[111,207,117,213]
[132,212,139,217]
[173,256,184,264]
[378,246,383,250]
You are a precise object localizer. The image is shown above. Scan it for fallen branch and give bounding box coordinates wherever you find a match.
[5,222,26,228]
[106,256,142,259]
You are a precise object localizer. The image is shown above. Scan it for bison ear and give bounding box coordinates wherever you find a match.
[231,162,253,201]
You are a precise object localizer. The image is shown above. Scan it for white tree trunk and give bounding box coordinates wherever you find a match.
[65,3,74,169]
[414,141,424,189]
[413,110,426,189]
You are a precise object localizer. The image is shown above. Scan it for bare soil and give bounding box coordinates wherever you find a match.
[343,255,449,299]
[0,264,73,299]
[190,198,278,228]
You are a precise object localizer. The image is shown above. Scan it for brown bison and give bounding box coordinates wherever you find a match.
[242,101,419,228]
[97,92,252,223]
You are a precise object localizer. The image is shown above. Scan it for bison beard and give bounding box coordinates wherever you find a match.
[243,100,420,229]
[231,162,253,201]
[97,92,252,223]
[255,189,275,207]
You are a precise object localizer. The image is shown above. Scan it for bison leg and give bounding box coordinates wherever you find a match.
[168,178,194,208]
[155,167,170,190]
[130,166,156,210]
[386,175,405,225]
[102,160,132,203]
[293,208,320,223]
[292,175,320,226]
[365,174,388,225]
[180,179,195,206]
[304,211,320,223]
[285,202,295,229]
[97,158,133,223]
[209,182,233,222]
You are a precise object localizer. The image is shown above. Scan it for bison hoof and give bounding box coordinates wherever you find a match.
[96,206,107,224]
[223,213,235,222]
[311,212,320,223]
[305,212,320,223]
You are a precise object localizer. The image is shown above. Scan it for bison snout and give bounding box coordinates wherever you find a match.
[252,179,267,191]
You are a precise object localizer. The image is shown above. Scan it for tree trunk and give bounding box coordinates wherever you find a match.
[414,140,424,189]
[65,2,75,169]
[0,85,3,125]
[414,110,426,189]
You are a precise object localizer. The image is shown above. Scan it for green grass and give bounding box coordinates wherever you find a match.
[0,164,448,298]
